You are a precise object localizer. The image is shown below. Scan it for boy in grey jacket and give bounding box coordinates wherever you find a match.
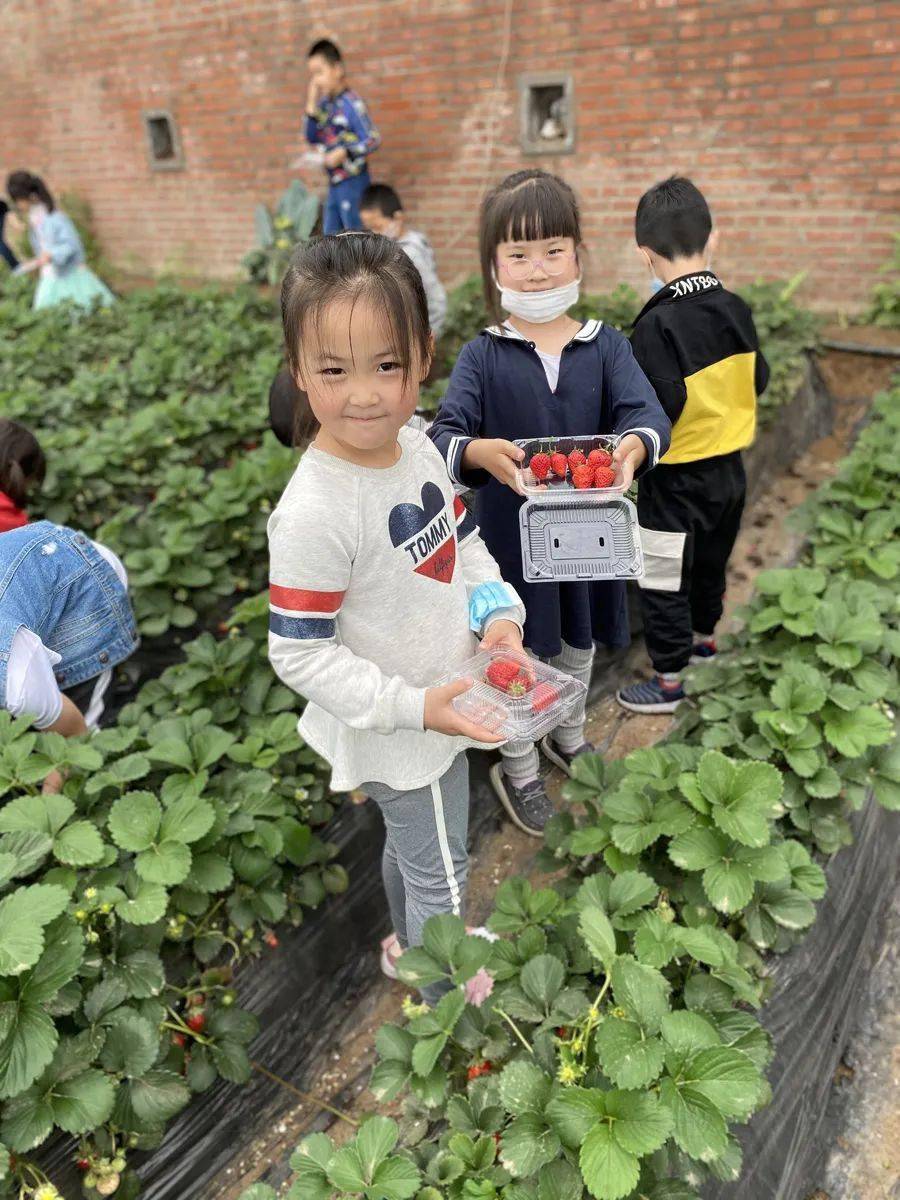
[360,183,448,336]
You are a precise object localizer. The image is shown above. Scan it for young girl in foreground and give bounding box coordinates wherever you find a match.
[267,233,525,1000]
[430,170,671,835]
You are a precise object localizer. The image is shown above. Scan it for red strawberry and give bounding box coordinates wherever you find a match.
[550,452,568,479]
[172,1032,187,1047]
[187,1012,206,1033]
[77,1159,91,1172]
[531,682,560,714]
[568,448,586,470]
[264,930,279,948]
[593,466,616,488]
[529,452,551,480]
[485,657,532,695]
[572,465,595,489]
[588,448,612,469]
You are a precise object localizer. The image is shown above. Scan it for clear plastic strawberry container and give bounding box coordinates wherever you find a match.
[515,434,628,498]
[438,649,587,741]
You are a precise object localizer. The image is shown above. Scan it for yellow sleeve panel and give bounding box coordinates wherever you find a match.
[661,351,758,465]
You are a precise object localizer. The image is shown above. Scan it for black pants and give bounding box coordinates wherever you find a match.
[637,451,746,674]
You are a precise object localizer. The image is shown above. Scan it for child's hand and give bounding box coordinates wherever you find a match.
[462,439,525,493]
[324,147,348,169]
[479,619,524,654]
[424,679,506,744]
[612,434,648,490]
[306,79,321,114]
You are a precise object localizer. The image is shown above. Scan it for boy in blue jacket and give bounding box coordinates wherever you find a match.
[304,39,380,234]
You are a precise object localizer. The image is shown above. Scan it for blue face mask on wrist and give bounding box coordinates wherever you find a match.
[649,276,665,295]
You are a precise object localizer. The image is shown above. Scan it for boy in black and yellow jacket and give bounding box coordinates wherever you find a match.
[618,177,769,714]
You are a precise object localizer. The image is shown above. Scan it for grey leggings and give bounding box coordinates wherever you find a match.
[363,754,469,1003]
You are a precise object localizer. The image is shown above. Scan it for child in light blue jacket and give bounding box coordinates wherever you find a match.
[7,171,115,310]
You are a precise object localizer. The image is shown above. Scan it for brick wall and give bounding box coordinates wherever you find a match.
[1,0,896,310]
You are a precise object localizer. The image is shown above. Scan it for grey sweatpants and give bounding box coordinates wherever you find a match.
[363,753,469,1003]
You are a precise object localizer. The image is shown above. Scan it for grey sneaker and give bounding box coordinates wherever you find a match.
[489,763,555,837]
[540,736,595,777]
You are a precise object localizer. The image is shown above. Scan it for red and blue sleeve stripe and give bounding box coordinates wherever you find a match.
[269,584,345,640]
[454,495,478,542]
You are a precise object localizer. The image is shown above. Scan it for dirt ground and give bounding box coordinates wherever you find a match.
[210,381,889,1200]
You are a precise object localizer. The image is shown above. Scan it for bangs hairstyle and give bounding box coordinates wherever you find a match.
[479,170,582,322]
[635,176,712,261]
[0,419,46,507]
[280,233,431,446]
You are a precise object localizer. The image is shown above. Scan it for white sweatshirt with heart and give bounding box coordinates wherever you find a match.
[267,425,524,791]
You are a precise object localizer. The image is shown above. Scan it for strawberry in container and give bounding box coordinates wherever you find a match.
[437,649,586,742]
[517,435,628,497]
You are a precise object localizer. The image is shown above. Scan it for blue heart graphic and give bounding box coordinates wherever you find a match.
[388,482,446,547]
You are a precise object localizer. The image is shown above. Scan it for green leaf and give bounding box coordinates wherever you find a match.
[0,999,58,1099]
[108,791,161,852]
[135,838,192,886]
[369,1059,410,1104]
[658,1077,728,1160]
[422,914,466,965]
[0,793,74,836]
[1,1088,54,1151]
[579,1124,639,1200]
[579,906,617,968]
[0,884,68,976]
[115,880,168,925]
[660,1011,720,1063]
[160,794,216,844]
[411,1033,446,1079]
[51,1067,116,1135]
[328,1146,367,1193]
[668,826,728,871]
[595,1017,665,1089]
[128,1068,191,1125]
[500,1113,560,1178]
[677,926,726,967]
[499,1060,551,1115]
[605,1089,673,1155]
[609,957,670,1034]
[520,955,566,1009]
[52,819,105,866]
[84,977,129,1023]
[537,1160,583,1200]
[374,1024,414,1064]
[20,916,84,1005]
[633,912,679,969]
[100,1012,159,1077]
[684,1045,761,1119]
[369,1155,421,1200]
[702,859,754,915]
[355,1115,399,1179]
[608,870,658,916]
[546,1087,605,1147]
[395,948,445,989]
[823,704,894,758]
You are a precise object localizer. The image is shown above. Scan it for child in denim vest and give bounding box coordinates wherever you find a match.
[0,423,138,788]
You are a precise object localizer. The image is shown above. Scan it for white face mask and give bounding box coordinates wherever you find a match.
[498,275,581,324]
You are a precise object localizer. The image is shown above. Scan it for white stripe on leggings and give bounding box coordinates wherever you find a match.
[430,777,461,915]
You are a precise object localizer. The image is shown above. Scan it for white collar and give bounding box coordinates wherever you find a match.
[485,318,603,343]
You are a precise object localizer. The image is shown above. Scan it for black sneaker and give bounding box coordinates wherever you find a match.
[489,763,555,837]
[616,675,686,714]
[540,736,595,777]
